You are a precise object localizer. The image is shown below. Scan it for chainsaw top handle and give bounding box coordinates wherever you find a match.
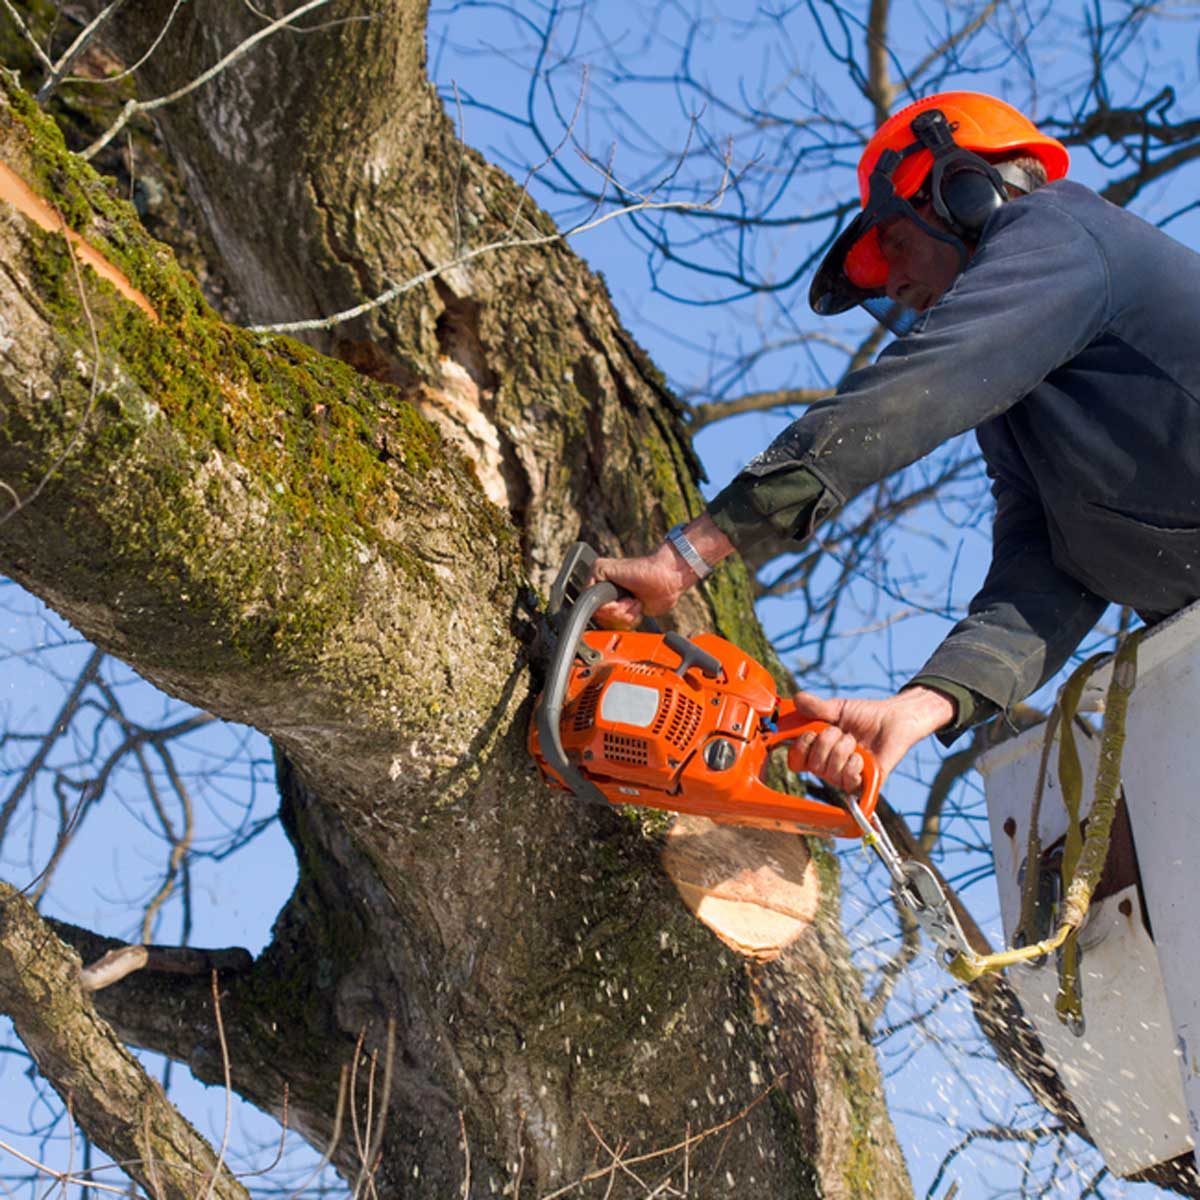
[537,545,622,810]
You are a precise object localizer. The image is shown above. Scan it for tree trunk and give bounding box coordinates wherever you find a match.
[0,5,910,1195]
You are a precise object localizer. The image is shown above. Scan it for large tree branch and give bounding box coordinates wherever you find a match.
[0,19,915,1195]
[0,883,250,1200]
[0,75,519,809]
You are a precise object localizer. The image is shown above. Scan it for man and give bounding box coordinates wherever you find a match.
[593,91,1200,793]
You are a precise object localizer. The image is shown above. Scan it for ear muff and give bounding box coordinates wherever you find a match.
[911,109,1008,237]
[934,161,1006,234]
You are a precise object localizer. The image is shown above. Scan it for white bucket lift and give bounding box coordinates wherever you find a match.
[978,602,1200,1177]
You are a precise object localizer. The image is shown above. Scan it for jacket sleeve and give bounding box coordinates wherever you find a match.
[706,191,1111,556]
[916,468,1108,723]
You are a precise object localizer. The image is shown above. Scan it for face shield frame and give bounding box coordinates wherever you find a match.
[809,116,976,335]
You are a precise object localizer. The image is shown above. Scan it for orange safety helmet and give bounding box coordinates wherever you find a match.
[810,91,1070,330]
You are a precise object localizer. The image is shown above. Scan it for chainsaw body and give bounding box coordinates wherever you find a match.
[528,545,880,837]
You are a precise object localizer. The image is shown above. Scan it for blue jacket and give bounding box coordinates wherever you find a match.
[708,180,1200,722]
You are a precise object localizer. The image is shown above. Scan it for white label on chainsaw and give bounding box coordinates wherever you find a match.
[600,682,660,728]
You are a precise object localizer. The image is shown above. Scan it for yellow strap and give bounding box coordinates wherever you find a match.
[946,633,1142,993]
[1012,707,1061,950]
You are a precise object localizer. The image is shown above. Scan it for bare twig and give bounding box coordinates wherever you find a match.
[690,386,831,430]
[284,1068,348,1200]
[249,175,731,335]
[0,1136,128,1197]
[0,0,55,74]
[138,740,195,944]
[201,972,234,1200]
[57,0,188,91]
[0,647,103,846]
[536,1077,784,1199]
[457,1112,470,1200]
[863,902,921,1028]
[36,0,132,103]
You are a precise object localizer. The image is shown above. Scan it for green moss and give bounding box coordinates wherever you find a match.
[0,75,493,684]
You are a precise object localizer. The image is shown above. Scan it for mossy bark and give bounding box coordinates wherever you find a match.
[0,7,910,1196]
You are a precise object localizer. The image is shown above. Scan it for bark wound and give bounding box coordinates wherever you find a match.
[415,288,528,517]
[0,161,158,321]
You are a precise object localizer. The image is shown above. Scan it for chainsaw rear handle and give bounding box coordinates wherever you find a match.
[765,701,882,821]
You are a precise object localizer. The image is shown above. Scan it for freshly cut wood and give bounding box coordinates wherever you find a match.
[662,815,821,960]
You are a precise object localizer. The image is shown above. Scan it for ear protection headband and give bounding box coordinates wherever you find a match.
[909,109,1008,237]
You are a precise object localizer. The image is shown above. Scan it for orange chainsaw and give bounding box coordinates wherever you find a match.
[528,543,882,838]
[528,544,977,967]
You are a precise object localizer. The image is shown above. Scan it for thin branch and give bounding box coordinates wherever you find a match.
[250,164,732,334]
[457,1112,470,1200]
[908,3,999,89]
[0,1138,128,1198]
[0,0,55,75]
[36,0,132,103]
[865,0,893,125]
[863,902,920,1028]
[201,972,234,1200]
[690,386,831,430]
[536,1076,785,1200]
[57,0,189,91]
[284,1068,347,1200]
[0,647,103,846]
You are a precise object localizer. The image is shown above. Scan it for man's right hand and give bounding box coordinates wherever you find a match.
[786,685,958,792]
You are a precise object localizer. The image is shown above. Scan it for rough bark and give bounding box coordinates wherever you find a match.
[0,6,911,1196]
[0,883,250,1200]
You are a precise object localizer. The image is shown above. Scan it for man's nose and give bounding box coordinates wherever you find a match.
[884,272,910,304]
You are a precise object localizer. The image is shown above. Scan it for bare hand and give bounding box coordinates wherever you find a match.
[589,516,736,628]
[590,543,691,628]
[786,686,957,792]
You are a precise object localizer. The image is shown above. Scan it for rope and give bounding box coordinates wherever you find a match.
[946,630,1143,994]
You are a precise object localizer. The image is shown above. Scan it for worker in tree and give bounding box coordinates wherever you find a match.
[593,90,1200,793]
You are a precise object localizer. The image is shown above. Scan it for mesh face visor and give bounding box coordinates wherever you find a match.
[809,149,968,336]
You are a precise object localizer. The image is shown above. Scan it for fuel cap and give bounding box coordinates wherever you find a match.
[703,738,738,771]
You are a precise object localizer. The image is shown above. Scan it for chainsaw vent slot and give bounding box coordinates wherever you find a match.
[603,733,649,765]
[572,682,603,731]
[653,691,704,751]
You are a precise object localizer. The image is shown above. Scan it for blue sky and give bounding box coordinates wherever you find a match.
[6,3,1200,1197]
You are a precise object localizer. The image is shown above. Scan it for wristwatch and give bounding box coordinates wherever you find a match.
[667,522,714,581]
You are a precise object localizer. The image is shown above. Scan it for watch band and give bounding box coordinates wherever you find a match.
[667,522,713,580]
